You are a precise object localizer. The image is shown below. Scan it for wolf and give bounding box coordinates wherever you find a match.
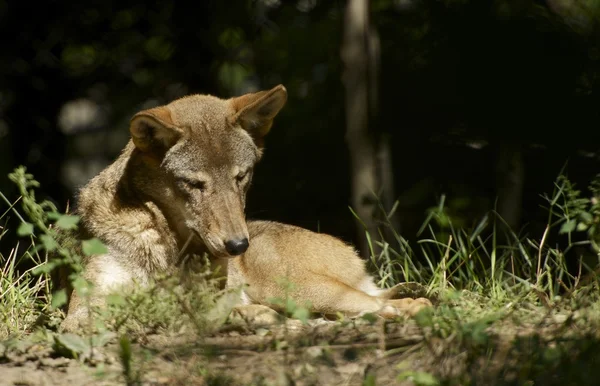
[60,84,431,331]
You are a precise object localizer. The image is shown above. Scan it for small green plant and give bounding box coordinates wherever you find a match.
[52,330,115,360]
[547,174,600,255]
[2,167,230,340]
[4,167,102,320]
[99,259,227,338]
[268,277,312,324]
[0,241,50,338]
[0,168,63,337]
[119,334,142,386]
[397,369,440,386]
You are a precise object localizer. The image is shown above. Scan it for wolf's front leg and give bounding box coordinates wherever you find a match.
[60,253,139,332]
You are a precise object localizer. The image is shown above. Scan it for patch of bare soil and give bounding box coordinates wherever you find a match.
[1,340,121,386]
[2,313,600,386]
[150,318,425,386]
[0,318,424,386]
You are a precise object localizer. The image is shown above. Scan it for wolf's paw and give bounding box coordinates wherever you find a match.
[385,297,433,317]
[59,308,91,333]
[59,315,81,333]
[229,304,283,327]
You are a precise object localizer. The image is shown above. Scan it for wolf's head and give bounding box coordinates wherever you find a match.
[128,85,287,258]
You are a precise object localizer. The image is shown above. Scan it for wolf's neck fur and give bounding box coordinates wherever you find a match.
[76,141,203,273]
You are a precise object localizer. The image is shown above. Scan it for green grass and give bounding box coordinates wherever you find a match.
[358,171,600,384]
[0,193,54,339]
[366,173,600,300]
[1,166,600,385]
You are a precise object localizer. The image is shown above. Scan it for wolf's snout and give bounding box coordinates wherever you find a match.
[224,237,249,256]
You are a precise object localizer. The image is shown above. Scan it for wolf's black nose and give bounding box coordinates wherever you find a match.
[224,238,249,256]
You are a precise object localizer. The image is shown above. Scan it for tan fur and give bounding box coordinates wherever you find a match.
[61,85,430,332]
[229,221,430,319]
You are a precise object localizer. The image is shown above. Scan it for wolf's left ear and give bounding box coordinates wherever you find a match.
[230,85,287,145]
[130,106,183,154]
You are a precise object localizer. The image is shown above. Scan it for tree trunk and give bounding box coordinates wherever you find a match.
[342,0,398,258]
[369,26,402,240]
[496,142,524,235]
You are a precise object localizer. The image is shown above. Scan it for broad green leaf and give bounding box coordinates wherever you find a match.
[32,261,58,275]
[72,276,92,297]
[53,333,91,358]
[31,244,45,254]
[360,312,379,324]
[267,297,285,308]
[40,234,59,251]
[397,371,440,386]
[51,289,68,309]
[91,331,116,348]
[46,212,62,220]
[580,211,593,224]
[285,298,297,314]
[292,307,310,325]
[17,222,34,236]
[559,219,576,234]
[94,319,108,333]
[55,214,80,230]
[82,238,108,256]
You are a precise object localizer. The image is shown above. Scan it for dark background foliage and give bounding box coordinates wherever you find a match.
[1,0,599,256]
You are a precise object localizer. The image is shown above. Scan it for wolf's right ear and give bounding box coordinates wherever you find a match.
[130,106,183,153]
[230,85,287,146]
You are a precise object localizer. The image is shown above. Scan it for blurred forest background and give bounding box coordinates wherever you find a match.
[1,0,599,259]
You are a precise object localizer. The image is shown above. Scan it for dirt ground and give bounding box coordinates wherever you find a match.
[1,318,430,386]
[2,311,600,386]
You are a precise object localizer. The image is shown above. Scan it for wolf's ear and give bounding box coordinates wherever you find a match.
[230,85,287,145]
[130,106,183,153]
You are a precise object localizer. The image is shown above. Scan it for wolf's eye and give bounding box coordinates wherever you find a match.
[181,178,206,191]
[235,171,248,183]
